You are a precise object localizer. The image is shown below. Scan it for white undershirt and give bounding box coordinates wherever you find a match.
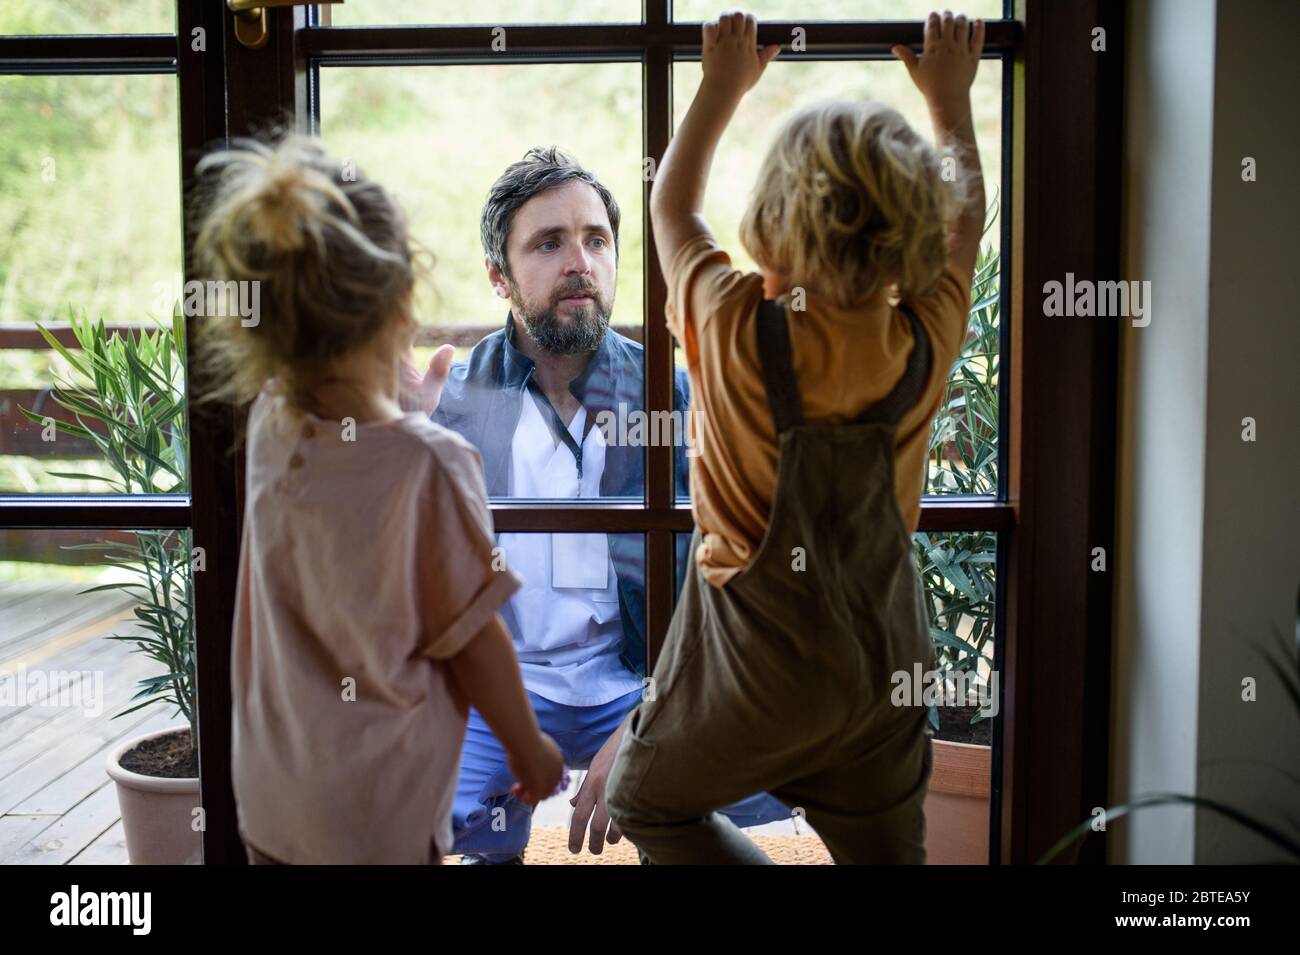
[496,393,643,707]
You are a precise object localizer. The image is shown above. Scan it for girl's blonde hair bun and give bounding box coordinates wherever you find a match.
[189,132,428,411]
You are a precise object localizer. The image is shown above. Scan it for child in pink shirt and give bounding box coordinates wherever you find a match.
[191,134,562,864]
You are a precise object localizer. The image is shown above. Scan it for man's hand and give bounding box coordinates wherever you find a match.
[891,10,984,111]
[567,713,631,855]
[399,343,455,416]
[701,12,781,104]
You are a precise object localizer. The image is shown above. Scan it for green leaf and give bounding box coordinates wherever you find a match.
[930,626,978,655]
[1037,793,1300,864]
[43,471,116,485]
[35,322,94,380]
[75,582,151,596]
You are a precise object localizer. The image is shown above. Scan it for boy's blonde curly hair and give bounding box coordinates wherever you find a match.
[739,99,974,308]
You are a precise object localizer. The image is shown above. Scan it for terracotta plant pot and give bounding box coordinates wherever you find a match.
[924,738,992,864]
[105,726,201,865]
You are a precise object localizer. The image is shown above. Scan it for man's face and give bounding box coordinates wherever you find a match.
[488,180,617,355]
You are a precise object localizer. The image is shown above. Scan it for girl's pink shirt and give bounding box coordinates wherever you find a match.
[231,382,520,864]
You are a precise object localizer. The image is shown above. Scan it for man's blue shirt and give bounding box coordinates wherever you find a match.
[432,312,692,679]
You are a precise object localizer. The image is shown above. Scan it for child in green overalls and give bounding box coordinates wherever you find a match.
[606,10,987,863]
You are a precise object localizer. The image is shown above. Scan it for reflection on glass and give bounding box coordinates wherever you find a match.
[325,0,640,26]
[0,74,183,494]
[0,527,196,864]
[671,58,1002,498]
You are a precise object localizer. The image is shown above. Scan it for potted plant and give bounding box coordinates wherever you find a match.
[22,308,200,865]
[918,212,1000,865]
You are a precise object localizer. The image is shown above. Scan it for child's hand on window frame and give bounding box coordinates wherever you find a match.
[701,11,781,103]
[891,10,986,110]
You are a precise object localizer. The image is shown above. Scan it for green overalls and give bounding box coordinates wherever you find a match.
[607,297,937,864]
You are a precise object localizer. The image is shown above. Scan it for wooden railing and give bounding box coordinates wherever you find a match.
[1,321,636,562]
[0,321,648,458]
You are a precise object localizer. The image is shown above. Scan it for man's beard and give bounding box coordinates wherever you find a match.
[510,277,612,355]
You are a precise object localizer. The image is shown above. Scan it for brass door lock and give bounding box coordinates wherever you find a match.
[228,0,342,49]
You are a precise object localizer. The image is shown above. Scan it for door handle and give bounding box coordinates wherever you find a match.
[227,0,342,49]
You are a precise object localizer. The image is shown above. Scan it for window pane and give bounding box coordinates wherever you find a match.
[913,529,997,746]
[671,526,998,863]
[671,58,1002,500]
[674,531,691,604]
[671,527,1000,755]
[928,241,998,496]
[673,0,1003,19]
[914,527,996,864]
[0,74,187,495]
[0,1,175,35]
[0,527,197,865]
[444,533,648,864]
[324,0,640,27]
[320,63,645,503]
[672,530,830,862]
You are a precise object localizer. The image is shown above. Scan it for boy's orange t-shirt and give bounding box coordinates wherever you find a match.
[667,233,972,589]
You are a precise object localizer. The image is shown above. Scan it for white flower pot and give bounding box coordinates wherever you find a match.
[105,725,202,865]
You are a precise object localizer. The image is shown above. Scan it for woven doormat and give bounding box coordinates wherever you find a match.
[445,826,833,865]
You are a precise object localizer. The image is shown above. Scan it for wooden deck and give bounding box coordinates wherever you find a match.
[0,580,820,865]
[0,580,181,865]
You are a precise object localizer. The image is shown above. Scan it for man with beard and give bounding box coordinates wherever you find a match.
[431,147,788,862]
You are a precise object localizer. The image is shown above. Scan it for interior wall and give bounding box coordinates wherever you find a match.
[1113,0,1299,863]
[1111,0,1216,864]
[1195,0,1300,863]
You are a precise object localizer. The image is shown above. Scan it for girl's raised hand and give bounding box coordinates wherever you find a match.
[702,11,781,101]
[507,734,566,805]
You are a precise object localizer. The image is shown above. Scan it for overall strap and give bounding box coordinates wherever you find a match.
[755,298,804,435]
[853,303,933,428]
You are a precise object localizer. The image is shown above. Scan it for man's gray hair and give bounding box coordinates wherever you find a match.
[480,146,621,281]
